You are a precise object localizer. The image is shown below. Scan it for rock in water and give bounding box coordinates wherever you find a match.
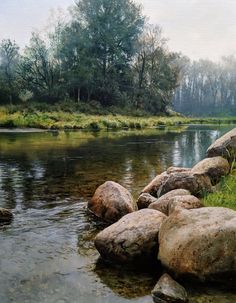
[88,181,136,223]
[152,273,188,303]
[0,208,13,223]
[95,209,166,263]
[137,193,159,209]
[158,207,236,282]
[207,128,236,161]
[191,156,230,185]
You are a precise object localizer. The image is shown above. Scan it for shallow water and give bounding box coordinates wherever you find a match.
[0,125,236,303]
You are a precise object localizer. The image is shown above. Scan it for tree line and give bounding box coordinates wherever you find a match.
[173,56,236,116]
[0,0,180,115]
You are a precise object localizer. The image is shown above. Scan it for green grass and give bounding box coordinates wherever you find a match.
[204,172,236,211]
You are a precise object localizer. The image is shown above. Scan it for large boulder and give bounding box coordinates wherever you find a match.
[148,189,191,215]
[191,156,230,185]
[0,208,13,223]
[137,193,159,209]
[207,128,236,161]
[149,194,203,216]
[88,181,136,223]
[95,209,167,263]
[152,273,188,303]
[157,172,212,198]
[158,207,236,281]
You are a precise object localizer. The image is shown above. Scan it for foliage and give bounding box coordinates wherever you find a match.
[204,172,236,211]
[0,0,179,115]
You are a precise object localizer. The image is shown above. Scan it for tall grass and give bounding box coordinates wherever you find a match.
[204,173,236,211]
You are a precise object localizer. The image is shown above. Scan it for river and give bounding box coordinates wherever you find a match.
[0,125,235,303]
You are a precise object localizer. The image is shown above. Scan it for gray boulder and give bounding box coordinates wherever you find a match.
[152,273,188,303]
[207,128,236,161]
[95,209,166,263]
[159,207,236,281]
[88,181,136,223]
[191,156,230,185]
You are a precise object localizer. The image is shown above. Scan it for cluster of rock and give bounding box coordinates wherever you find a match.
[88,128,236,303]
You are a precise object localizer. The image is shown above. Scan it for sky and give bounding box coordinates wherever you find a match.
[0,0,236,61]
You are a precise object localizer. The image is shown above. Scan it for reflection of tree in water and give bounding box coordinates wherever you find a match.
[93,258,162,299]
[0,126,228,210]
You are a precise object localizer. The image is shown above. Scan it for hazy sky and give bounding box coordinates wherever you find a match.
[0,0,236,61]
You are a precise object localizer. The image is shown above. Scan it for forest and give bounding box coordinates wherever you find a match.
[1,0,235,118]
[0,0,180,116]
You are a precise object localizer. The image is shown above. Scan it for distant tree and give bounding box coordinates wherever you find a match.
[19,33,60,102]
[133,26,179,113]
[0,39,20,103]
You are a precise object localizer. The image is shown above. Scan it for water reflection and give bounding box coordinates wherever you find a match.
[0,125,235,303]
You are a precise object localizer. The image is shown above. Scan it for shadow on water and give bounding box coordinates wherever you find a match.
[0,125,236,302]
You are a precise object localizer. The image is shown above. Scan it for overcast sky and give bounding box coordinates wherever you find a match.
[0,0,236,61]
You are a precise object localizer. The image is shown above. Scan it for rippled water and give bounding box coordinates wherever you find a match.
[0,125,236,303]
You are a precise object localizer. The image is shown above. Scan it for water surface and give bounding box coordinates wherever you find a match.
[0,125,236,303]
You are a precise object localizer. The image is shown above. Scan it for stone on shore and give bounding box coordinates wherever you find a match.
[152,273,188,303]
[207,128,236,161]
[137,193,159,209]
[95,209,167,263]
[148,189,190,215]
[191,156,230,185]
[88,181,136,223]
[158,207,236,282]
[157,172,212,198]
[142,172,169,197]
[0,208,13,223]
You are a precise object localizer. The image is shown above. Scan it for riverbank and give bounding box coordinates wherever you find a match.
[0,109,236,130]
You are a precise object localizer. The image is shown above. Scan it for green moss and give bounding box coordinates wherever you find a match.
[204,172,236,211]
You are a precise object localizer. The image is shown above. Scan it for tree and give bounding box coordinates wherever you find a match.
[19,33,60,102]
[0,39,20,103]
[72,0,145,105]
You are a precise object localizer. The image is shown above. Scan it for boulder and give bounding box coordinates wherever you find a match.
[157,172,212,198]
[88,181,136,223]
[150,194,202,216]
[191,156,230,185]
[142,168,191,198]
[142,172,169,197]
[148,189,191,215]
[152,273,188,303]
[158,207,236,281]
[207,128,236,161]
[137,193,159,209]
[0,208,13,223]
[95,209,167,263]
[168,195,203,215]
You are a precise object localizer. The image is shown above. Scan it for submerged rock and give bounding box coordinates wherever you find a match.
[148,189,191,215]
[207,128,236,161]
[152,273,188,303]
[0,208,13,223]
[158,207,236,282]
[137,193,159,209]
[191,156,230,185]
[95,209,166,263]
[88,181,136,223]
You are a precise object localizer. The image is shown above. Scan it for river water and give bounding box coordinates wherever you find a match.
[0,125,236,303]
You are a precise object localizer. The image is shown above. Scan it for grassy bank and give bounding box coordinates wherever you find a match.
[0,107,236,130]
[204,172,236,211]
